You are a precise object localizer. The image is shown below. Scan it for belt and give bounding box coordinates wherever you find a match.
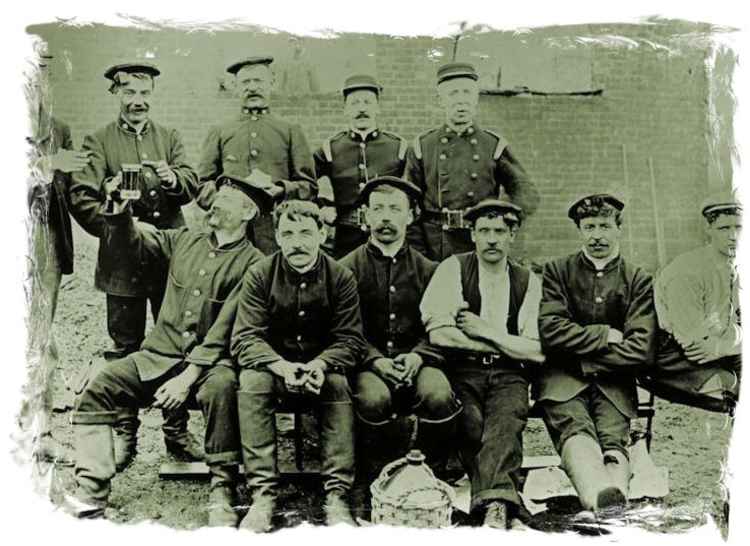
[421,208,469,230]
[462,351,527,371]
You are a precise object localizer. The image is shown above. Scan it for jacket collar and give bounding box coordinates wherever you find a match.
[280,250,324,282]
[240,106,270,119]
[366,239,408,261]
[578,249,622,272]
[117,115,151,136]
[348,128,380,142]
[443,121,478,139]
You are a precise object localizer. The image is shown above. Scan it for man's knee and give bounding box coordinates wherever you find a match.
[321,372,351,402]
[196,366,238,407]
[414,367,457,421]
[238,368,275,393]
[354,372,392,424]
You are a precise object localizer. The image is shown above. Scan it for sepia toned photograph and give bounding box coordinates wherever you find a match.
[11,6,745,542]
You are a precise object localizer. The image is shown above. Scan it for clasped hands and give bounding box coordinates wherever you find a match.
[372,353,423,388]
[269,359,328,395]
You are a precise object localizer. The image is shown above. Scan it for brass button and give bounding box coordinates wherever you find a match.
[192,289,201,297]
[389,285,396,293]
[198,269,206,276]
[251,132,257,138]
[595,296,603,303]
[467,191,475,198]
[472,154,480,161]
[470,173,478,179]
[300,282,307,289]
[387,341,394,348]
[467,127,474,135]
[296,335,302,342]
[440,137,448,144]
[208,252,216,259]
[298,310,305,317]
[182,331,191,339]
[142,153,148,159]
[250,150,259,157]
[372,131,378,138]
[184,310,192,317]
[251,116,258,121]
[389,313,396,320]
[359,142,366,149]
[596,272,604,278]
[149,189,157,197]
[470,138,477,145]
[153,211,161,218]
[121,123,128,129]
[358,163,366,170]
[439,154,447,160]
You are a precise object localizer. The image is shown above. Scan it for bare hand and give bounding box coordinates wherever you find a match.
[153,375,193,411]
[301,360,327,395]
[317,176,335,203]
[372,357,404,387]
[684,339,718,365]
[135,220,158,234]
[247,169,274,189]
[153,160,177,188]
[394,353,423,386]
[457,310,493,341]
[268,361,308,392]
[49,149,91,173]
[321,206,337,226]
[607,328,624,344]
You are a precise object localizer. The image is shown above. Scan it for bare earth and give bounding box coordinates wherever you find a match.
[34,220,735,536]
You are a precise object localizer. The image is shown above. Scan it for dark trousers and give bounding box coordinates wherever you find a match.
[449,362,529,514]
[106,290,164,354]
[74,357,240,465]
[238,369,355,496]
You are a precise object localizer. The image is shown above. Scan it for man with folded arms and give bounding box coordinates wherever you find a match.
[231,200,367,531]
[537,193,656,515]
[420,199,544,529]
[647,190,742,413]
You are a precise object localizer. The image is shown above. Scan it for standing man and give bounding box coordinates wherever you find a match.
[69,62,201,468]
[198,56,316,254]
[647,191,742,413]
[406,62,539,261]
[420,199,544,529]
[339,176,461,515]
[314,75,408,258]
[67,175,268,526]
[231,200,366,531]
[537,194,656,514]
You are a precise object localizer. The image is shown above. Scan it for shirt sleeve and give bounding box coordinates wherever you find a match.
[420,257,464,333]
[518,270,542,340]
[165,128,199,206]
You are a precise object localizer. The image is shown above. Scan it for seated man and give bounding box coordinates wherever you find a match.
[420,199,544,530]
[537,193,656,514]
[646,190,742,413]
[340,176,461,512]
[67,174,268,526]
[231,200,367,531]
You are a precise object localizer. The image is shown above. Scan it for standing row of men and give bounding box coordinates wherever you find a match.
[28,53,740,531]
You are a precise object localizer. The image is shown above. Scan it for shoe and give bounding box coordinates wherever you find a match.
[239,495,275,533]
[596,486,627,512]
[60,492,106,519]
[324,491,357,527]
[164,431,204,461]
[483,501,508,529]
[207,485,239,527]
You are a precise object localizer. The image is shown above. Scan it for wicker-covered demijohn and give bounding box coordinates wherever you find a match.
[370,449,455,528]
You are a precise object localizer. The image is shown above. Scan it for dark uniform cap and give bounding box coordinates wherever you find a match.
[464,199,523,226]
[567,193,625,221]
[104,62,161,81]
[342,74,383,97]
[226,56,274,75]
[701,190,742,217]
[436,62,479,85]
[215,174,275,214]
[359,175,422,206]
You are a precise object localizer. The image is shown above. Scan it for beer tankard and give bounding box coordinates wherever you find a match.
[120,163,143,200]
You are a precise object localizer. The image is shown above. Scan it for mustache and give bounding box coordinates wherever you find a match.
[375,224,397,233]
[128,105,149,112]
[355,113,370,119]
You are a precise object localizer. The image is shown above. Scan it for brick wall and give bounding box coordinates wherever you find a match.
[27,21,733,272]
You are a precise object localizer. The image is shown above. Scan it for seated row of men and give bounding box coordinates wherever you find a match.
[65,172,741,531]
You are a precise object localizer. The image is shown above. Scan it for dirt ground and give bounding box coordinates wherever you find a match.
[31,218,736,536]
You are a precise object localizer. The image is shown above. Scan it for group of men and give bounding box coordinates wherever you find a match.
[27,52,741,532]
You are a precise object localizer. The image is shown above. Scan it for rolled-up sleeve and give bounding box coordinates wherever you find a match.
[518,271,542,340]
[420,257,463,333]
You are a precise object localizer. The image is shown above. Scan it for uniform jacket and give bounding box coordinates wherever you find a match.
[404,123,539,260]
[313,128,407,211]
[101,209,264,381]
[339,241,443,368]
[197,108,316,253]
[70,117,199,296]
[231,251,367,372]
[537,251,656,418]
[28,114,75,275]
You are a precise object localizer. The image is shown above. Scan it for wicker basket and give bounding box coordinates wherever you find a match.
[370,450,455,528]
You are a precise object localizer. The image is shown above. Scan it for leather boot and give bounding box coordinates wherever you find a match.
[560,434,624,512]
[68,413,117,518]
[113,407,140,471]
[351,419,398,522]
[324,490,357,527]
[207,464,239,527]
[162,406,204,461]
[237,390,278,532]
[319,389,355,495]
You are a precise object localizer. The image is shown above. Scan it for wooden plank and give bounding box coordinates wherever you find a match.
[159,461,321,480]
[521,455,561,469]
